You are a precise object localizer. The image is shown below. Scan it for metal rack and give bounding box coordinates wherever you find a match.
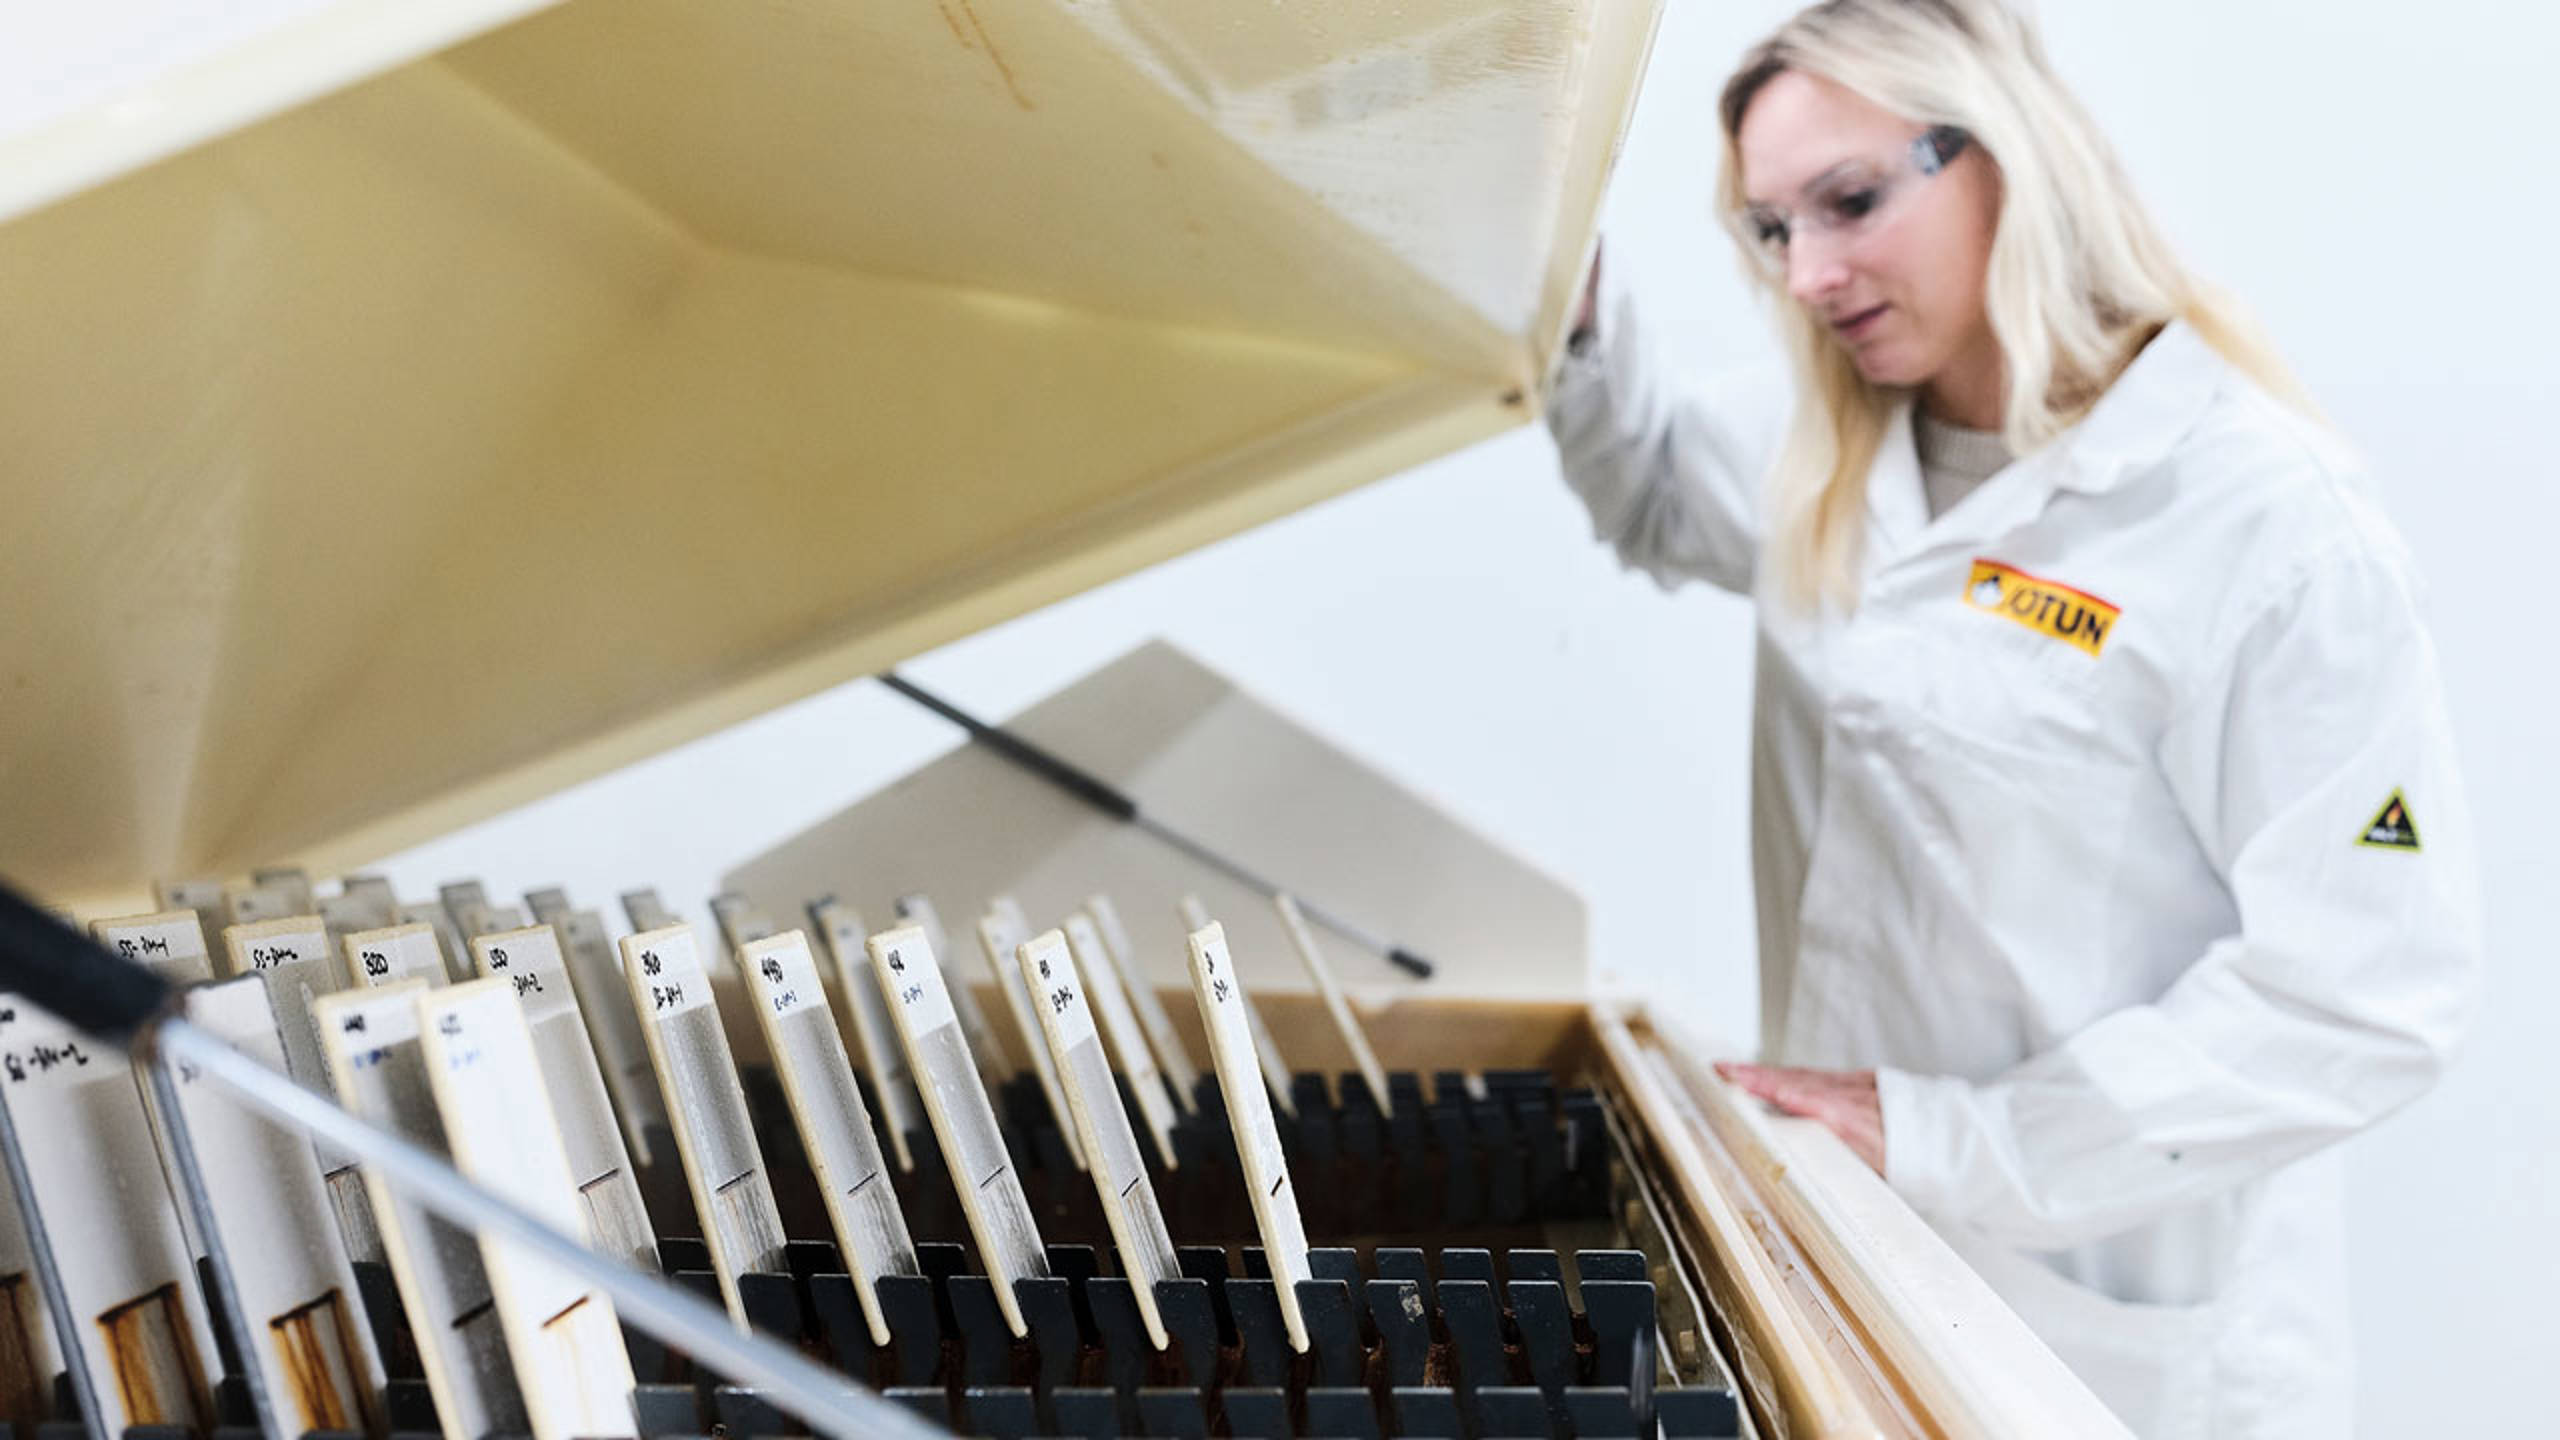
[0,882,1749,1438]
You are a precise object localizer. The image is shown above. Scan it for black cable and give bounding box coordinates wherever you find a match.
[0,880,173,1044]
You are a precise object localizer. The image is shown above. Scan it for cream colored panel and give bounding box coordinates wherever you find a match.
[0,59,694,899]
[0,88,1424,905]
[223,255,1413,870]
[0,1,564,226]
[0,0,1657,909]
[727,640,1588,1003]
[1073,0,1599,337]
[440,0,1514,374]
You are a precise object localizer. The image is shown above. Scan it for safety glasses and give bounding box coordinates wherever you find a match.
[1738,125,1972,270]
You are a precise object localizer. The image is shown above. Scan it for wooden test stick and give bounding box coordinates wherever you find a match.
[341,873,401,922]
[621,887,675,934]
[253,864,318,915]
[1062,911,1180,1170]
[173,977,389,1435]
[1085,892,1200,1112]
[989,896,1031,933]
[218,915,348,1097]
[318,891,386,943]
[474,927,659,1271]
[399,902,474,984]
[867,923,1050,1337]
[90,909,216,984]
[222,883,298,928]
[1273,892,1393,1118]
[316,981,526,1440]
[321,874,397,937]
[219,914,382,1263]
[620,923,789,1325]
[740,931,921,1346]
[1018,928,1179,1349]
[0,995,219,1431]
[0,1136,59,1425]
[436,879,489,933]
[704,895,778,1068]
[1185,922,1314,1352]
[810,899,923,1173]
[154,878,227,967]
[92,913,216,1269]
[977,909,1085,1171]
[708,892,774,952]
[417,979,638,1440]
[1180,896,1295,1117]
[894,893,1011,1082]
[456,902,526,943]
[344,921,450,990]
[551,908,669,1167]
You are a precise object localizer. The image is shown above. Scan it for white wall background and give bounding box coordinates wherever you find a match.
[47,1,2530,1431]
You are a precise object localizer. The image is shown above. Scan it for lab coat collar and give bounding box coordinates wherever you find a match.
[1866,320,2227,577]
[2044,319,2226,497]
[1866,403,1930,563]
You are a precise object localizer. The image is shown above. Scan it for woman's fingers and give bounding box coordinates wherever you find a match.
[1718,1061,1830,1113]
[1713,1062,1886,1175]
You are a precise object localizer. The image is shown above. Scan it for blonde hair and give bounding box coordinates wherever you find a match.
[1719,0,2312,610]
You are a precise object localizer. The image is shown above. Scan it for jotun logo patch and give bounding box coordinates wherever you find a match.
[1963,559,2121,657]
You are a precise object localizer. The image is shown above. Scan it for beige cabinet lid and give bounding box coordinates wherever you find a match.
[0,0,1660,910]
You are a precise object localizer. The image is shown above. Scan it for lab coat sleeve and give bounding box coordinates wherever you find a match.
[1875,535,2482,1251]
[1540,252,1780,596]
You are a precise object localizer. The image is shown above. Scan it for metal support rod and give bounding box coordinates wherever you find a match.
[148,1018,947,1440]
[879,669,1436,979]
[0,1085,105,1439]
[143,1047,284,1440]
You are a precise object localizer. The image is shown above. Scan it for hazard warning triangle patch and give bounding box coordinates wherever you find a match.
[2357,790,2422,851]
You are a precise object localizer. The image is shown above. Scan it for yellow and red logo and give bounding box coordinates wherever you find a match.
[1963,559,2120,657]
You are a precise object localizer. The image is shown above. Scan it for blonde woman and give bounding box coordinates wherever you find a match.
[1546,1,2478,1435]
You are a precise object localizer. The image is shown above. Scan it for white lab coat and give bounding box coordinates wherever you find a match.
[1546,262,2480,1439]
